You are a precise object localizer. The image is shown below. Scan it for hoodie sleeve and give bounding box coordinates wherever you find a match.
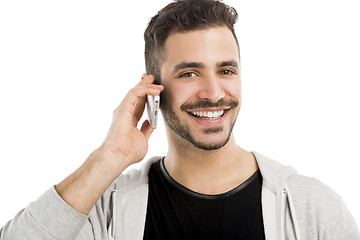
[332,201,360,240]
[0,164,149,240]
[0,186,89,240]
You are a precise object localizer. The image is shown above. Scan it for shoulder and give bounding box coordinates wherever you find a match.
[286,174,360,238]
[287,174,342,204]
[286,174,345,236]
[88,156,162,224]
[253,150,343,206]
[253,151,349,234]
[113,156,162,191]
[286,174,344,221]
[94,156,161,208]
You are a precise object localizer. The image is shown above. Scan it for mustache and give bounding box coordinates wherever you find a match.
[180,99,238,112]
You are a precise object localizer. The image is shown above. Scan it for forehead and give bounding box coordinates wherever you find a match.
[161,27,240,70]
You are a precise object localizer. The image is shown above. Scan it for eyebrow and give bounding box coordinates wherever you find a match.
[217,60,239,69]
[171,62,205,75]
[171,59,239,75]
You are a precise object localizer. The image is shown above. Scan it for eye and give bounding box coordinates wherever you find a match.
[220,69,235,75]
[179,72,197,78]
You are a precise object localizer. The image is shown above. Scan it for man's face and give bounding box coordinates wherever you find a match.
[159,27,241,150]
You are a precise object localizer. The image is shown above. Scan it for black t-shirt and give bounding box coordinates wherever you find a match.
[143,158,266,240]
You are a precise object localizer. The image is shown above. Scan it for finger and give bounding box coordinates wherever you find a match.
[113,75,163,118]
[133,95,147,123]
[140,119,154,140]
[126,84,163,111]
[141,73,149,80]
[124,74,160,105]
[139,74,155,85]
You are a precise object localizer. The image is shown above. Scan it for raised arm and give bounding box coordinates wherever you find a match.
[0,74,163,239]
[55,74,163,215]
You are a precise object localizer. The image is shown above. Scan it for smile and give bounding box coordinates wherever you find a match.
[190,109,226,120]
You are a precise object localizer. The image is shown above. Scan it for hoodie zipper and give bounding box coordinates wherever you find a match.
[108,190,117,240]
[285,184,302,240]
[277,188,287,240]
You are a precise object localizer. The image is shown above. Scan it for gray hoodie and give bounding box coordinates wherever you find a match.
[1,151,359,240]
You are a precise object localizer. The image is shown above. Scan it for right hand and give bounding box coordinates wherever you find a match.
[100,74,164,167]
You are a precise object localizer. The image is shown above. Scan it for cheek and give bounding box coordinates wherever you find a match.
[225,79,242,99]
[161,82,194,107]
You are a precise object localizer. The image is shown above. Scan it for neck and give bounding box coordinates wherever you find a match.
[164,133,258,195]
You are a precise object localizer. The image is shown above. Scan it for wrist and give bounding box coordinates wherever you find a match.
[92,145,132,174]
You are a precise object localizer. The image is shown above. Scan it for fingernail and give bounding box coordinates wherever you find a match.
[142,73,148,79]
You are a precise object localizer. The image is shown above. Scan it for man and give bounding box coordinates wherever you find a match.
[1,0,359,239]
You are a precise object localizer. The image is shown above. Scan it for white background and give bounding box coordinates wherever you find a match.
[0,0,359,228]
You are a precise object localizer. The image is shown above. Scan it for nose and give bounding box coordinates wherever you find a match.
[197,74,225,102]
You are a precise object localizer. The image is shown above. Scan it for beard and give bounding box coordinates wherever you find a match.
[161,98,239,151]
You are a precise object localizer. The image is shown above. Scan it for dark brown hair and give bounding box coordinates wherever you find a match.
[144,0,239,84]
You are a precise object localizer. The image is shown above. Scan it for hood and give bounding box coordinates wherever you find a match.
[252,151,302,240]
[252,151,297,193]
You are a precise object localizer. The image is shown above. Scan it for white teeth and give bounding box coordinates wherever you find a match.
[191,110,225,119]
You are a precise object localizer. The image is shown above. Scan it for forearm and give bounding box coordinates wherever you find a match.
[0,187,89,240]
[0,147,124,239]
[55,147,129,215]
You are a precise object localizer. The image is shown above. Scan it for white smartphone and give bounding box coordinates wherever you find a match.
[146,95,160,129]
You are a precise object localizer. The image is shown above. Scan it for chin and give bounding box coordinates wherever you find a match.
[191,140,230,151]
[187,130,233,151]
